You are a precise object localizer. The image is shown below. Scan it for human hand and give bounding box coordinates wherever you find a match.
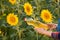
[47,23,57,30]
[34,28,52,36]
[34,28,46,34]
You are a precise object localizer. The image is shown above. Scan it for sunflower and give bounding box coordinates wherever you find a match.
[40,9,52,23]
[9,0,16,5]
[24,2,33,16]
[7,13,18,26]
[0,30,2,34]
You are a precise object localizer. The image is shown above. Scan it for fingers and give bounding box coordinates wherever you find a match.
[47,23,57,30]
[34,28,46,34]
[47,23,57,26]
[34,28,45,31]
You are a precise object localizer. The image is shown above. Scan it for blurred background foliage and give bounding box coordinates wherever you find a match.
[0,0,59,40]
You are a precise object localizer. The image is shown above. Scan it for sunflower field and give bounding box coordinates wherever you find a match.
[0,0,59,40]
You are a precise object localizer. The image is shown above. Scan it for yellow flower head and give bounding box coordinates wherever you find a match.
[40,9,52,23]
[0,30,2,34]
[7,13,18,26]
[24,2,33,16]
[9,0,16,5]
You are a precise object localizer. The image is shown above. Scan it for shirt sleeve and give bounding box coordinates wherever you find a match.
[51,32,60,39]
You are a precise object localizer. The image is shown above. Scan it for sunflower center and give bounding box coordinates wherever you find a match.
[44,13,50,19]
[10,16,16,23]
[26,6,30,12]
